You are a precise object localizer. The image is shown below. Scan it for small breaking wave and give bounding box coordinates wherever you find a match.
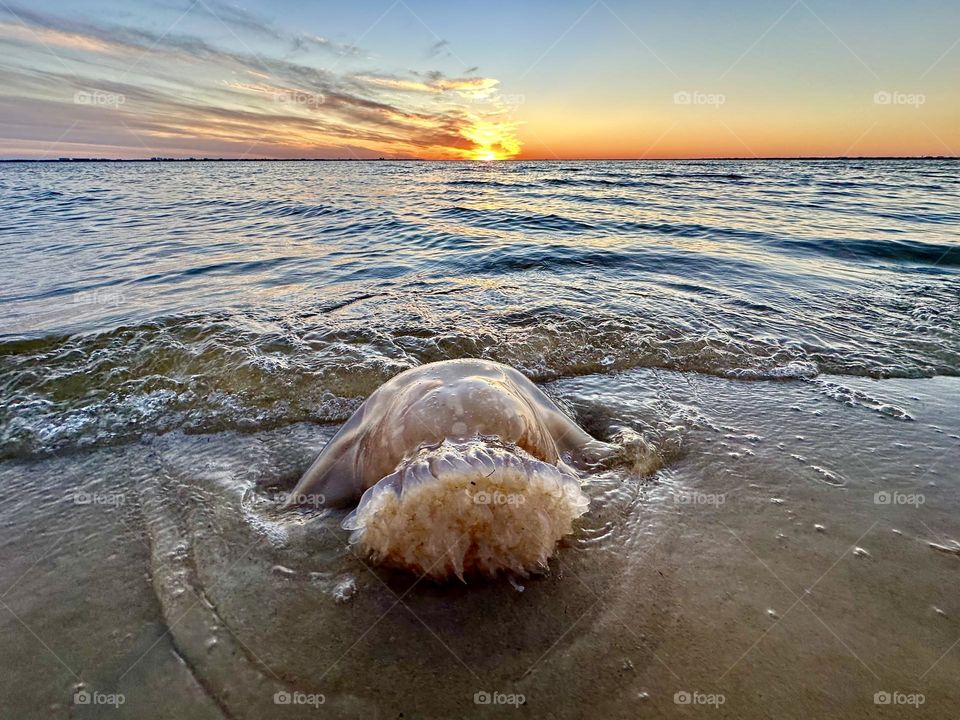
[812,380,915,421]
[1,304,949,459]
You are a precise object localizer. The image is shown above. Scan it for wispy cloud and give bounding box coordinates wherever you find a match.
[426,38,449,58]
[355,72,498,96]
[290,33,364,57]
[0,4,521,159]
[0,19,119,54]
[181,0,282,39]
[168,0,366,56]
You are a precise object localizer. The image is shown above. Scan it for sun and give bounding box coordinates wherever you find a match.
[460,119,520,161]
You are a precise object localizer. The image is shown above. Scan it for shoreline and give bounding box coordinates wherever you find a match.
[2,370,958,718]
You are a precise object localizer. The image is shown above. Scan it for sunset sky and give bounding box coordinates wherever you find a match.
[1,0,957,160]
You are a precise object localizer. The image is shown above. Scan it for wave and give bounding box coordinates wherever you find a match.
[651,171,749,181]
[540,177,648,188]
[772,237,960,267]
[2,302,957,459]
[434,206,960,270]
[147,197,356,223]
[444,179,522,188]
[434,206,596,232]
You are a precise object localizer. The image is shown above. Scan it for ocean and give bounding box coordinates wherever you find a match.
[1,159,958,718]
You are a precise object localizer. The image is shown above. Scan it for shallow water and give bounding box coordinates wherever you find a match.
[2,159,958,458]
[1,160,959,718]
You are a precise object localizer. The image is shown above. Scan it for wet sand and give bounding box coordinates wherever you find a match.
[1,369,958,718]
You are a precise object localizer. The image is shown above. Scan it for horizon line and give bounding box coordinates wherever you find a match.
[1,155,957,163]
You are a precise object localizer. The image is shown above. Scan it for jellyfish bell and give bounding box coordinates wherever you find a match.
[288,359,614,580]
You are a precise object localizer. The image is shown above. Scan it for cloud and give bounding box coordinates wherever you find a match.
[2,3,365,61]
[355,72,499,96]
[0,5,520,159]
[426,39,449,58]
[290,33,364,58]
[185,0,282,39]
[167,0,366,56]
[0,20,119,53]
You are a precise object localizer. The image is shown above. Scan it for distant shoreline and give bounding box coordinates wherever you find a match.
[0,156,956,163]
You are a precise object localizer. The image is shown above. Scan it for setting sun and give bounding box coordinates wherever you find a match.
[461,119,521,161]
